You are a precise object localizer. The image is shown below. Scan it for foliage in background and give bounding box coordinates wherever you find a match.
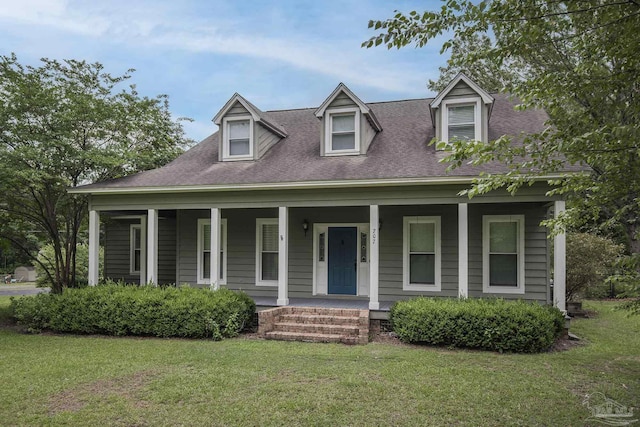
[390,297,564,353]
[10,283,255,339]
[35,243,103,287]
[566,233,623,301]
[0,54,191,293]
[364,1,640,281]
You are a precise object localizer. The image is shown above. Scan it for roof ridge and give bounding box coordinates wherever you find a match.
[265,97,434,113]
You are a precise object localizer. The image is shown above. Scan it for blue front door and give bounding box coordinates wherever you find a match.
[328,227,357,295]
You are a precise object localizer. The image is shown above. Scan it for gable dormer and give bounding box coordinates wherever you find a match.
[314,83,382,156]
[430,73,494,144]
[212,94,287,162]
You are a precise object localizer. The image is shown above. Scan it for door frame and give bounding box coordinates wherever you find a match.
[312,223,369,296]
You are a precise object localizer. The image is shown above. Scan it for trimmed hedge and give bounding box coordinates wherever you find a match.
[11,284,256,339]
[390,297,564,353]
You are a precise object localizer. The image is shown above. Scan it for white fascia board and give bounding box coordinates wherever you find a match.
[430,72,495,109]
[212,93,260,125]
[68,173,572,195]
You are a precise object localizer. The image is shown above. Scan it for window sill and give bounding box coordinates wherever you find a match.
[222,155,253,162]
[197,280,227,286]
[324,149,360,156]
[256,281,278,287]
[403,283,442,292]
[482,286,525,295]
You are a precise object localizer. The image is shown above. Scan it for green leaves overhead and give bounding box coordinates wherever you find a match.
[364,1,640,255]
[0,54,191,292]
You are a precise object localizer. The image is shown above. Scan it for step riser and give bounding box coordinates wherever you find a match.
[272,323,359,335]
[258,306,370,345]
[279,314,360,326]
[265,332,358,345]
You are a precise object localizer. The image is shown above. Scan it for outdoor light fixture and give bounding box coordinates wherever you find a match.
[302,219,309,236]
[378,220,383,231]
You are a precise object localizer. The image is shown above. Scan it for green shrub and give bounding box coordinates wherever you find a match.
[10,282,255,339]
[390,297,564,353]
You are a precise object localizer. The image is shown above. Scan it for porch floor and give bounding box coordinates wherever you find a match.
[253,297,392,311]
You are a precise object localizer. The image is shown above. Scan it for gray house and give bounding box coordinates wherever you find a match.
[71,73,568,340]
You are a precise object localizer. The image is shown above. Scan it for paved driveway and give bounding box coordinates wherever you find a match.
[0,284,49,296]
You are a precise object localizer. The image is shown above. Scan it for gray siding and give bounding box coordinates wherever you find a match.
[104,216,176,285]
[327,92,357,109]
[256,123,281,158]
[446,80,477,98]
[467,203,549,302]
[104,218,140,284]
[172,203,550,304]
[226,101,250,116]
[378,205,459,301]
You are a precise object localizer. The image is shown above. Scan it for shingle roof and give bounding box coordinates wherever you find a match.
[74,94,570,191]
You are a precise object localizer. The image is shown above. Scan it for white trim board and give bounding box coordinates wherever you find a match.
[69,174,576,195]
[312,223,370,297]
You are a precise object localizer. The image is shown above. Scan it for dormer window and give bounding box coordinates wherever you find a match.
[223,116,253,160]
[441,97,482,143]
[325,108,360,155]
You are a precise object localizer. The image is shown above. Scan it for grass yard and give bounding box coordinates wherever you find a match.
[0,296,638,426]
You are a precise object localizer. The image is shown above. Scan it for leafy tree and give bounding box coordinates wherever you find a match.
[566,233,622,301]
[0,54,190,293]
[427,34,512,93]
[364,1,640,261]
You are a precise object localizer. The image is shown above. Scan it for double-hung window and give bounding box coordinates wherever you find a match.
[403,216,441,291]
[130,224,142,274]
[482,215,525,294]
[441,97,482,144]
[325,108,360,155]
[197,218,227,285]
[256,218,279,286]
[223,117,253,160]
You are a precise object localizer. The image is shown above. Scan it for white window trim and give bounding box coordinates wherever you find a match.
[256,218,279,287]
[482,214,526,294]
[197,218,227,285]
[130,224,142,274]
[441,97,482,144]
[324,107,361,156]
[222,115,253,161]
[402,216,442,292]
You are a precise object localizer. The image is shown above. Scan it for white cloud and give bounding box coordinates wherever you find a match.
[0,0,434,95]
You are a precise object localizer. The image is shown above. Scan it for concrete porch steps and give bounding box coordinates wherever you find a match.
[258,306,369,345]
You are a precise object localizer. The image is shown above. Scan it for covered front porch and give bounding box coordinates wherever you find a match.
[88,199,567,313]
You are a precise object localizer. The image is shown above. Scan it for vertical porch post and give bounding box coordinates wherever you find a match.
[554,200,566,312]
[458,203,469,298]
[369,204,380,310]
[210,208,221,290]
[277,206,289,306]
[139,216,147,285]
[88,209,100,286]
[146,209,158,285]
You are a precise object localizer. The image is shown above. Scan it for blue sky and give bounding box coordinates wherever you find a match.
[0,0,448,142]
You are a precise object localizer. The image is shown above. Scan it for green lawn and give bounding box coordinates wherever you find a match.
[0,297,638,426]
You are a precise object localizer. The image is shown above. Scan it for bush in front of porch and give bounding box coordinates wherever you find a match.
[390,297,564,353]
[10,282,255,340]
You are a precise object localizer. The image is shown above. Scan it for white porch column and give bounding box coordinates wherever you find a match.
[554,200,567,312]
[369,205,380,310]
[458,203,469,298]
[88,209,100,286]
[277,206,289,306]
[139,216,147,285]
[146,209,158,285]
[210,208,221,290]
